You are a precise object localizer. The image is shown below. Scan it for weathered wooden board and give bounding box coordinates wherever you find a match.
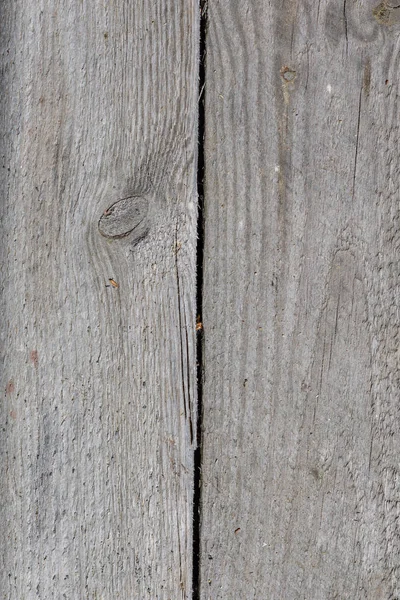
[201,1,400,597]
[0,1,198,598]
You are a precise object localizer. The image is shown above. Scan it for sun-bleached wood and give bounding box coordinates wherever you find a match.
[0,1,198,598]
[201,1,400,598]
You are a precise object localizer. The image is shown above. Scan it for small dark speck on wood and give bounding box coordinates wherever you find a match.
[98,195,149,243]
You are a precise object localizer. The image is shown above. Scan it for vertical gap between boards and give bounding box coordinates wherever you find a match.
[193,0,208,598]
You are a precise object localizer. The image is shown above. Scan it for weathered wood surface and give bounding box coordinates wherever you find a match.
[0,1,198,598]
[201,1,400,598]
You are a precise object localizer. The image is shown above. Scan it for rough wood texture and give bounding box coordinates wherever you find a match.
[0,2,198,598]
[201,1,400,597]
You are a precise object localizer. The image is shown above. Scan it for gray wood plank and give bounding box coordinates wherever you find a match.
[201,1,400,598]
[0,1,198,598]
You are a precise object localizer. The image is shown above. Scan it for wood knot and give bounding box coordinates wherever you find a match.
[373,2,400,25]
[98,195,149,243]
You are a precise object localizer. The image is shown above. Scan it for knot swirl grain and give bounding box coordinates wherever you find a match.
[98,196,149,242]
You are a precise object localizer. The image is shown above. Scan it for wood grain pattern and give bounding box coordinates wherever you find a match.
[201,1,400,597]
[0,1,198,598]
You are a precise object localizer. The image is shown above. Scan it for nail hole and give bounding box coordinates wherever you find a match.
[280,66,296,82]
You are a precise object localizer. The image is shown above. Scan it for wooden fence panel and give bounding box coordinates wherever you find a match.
[201,1,400,598]
[0,1,198,598]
